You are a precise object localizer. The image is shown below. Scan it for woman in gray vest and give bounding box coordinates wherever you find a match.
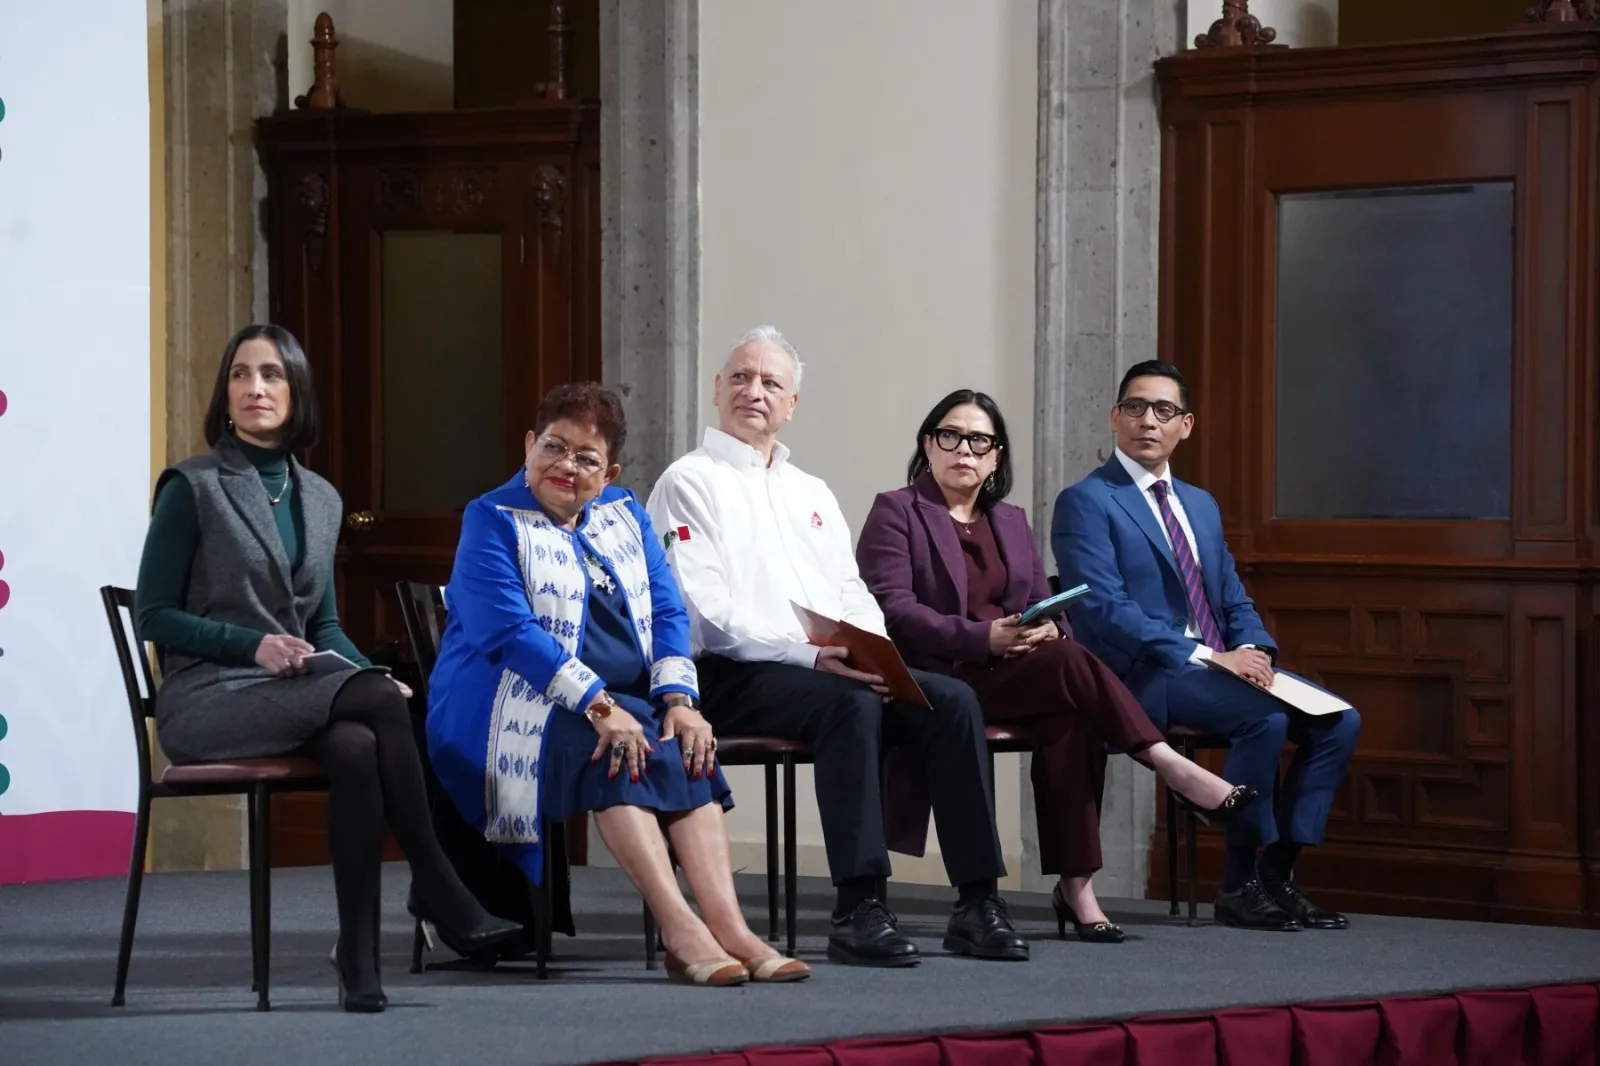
[134,324,518,1012]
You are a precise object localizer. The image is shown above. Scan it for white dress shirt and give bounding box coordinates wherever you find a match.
[1113,447,1216,664]
[646,427,887,668]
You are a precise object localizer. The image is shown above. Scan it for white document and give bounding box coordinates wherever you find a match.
[299,650,385,676]
[1204,659,1352,716]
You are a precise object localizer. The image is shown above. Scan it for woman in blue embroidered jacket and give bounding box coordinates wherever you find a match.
[428,383,808,986]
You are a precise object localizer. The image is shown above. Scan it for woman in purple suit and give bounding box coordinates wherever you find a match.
[856,390,1255,942]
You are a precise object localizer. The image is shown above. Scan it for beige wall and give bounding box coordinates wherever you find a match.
[698,0,1039,886]
[288,0,453,112]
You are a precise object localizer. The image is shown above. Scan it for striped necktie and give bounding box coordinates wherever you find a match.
[1150,480,1224,650]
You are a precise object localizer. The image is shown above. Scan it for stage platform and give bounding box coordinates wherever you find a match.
[2,864,1597,1066]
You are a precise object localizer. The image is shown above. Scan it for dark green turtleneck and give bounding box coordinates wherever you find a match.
[135,438,370,668]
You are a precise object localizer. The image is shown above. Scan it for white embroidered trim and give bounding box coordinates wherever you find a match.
[650,655,698,699]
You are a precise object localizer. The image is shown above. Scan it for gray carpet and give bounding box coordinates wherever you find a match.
[2,864,1597,1066]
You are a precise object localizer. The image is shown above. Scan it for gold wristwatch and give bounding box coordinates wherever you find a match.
[584,691,616,727]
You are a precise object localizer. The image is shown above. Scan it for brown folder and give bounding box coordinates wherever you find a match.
[790,603,932,708]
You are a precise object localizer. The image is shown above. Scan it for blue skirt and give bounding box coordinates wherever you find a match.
[542,691,733,822]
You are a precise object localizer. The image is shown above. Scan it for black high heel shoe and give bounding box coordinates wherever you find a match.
[329,944,387,1013]
[1172,784,1258,827]
[405,886,521,959]
[1051,884,1126,944]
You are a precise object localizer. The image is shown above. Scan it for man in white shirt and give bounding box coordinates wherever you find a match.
[1050,360,1361,933]
[647,326,1025,967]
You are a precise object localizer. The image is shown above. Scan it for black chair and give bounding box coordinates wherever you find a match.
[99,585,329,1011]
[1163,723,1231,925]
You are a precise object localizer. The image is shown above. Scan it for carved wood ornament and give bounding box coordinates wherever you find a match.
[298,13,342,110]
[1194,1,1279,48]
[1523,0,1600,22]
[534,165,567,230]
[295,172,330,272]
[545,2,574,100]
[376,167,499,216]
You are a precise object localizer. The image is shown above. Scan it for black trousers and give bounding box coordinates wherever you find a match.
[695,655,1006,888]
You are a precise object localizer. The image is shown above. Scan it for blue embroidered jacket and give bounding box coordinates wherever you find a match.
[426,475,698,885]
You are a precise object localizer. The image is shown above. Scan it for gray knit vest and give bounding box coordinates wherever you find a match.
[154,437,344,732]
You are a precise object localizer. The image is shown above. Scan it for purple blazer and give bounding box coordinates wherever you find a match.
[857,473,1065,858]
[857,473,1066,675]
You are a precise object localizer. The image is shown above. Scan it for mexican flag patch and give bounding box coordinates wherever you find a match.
[663,524,691,549]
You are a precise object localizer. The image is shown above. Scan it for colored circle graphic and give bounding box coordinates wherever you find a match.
[0,547,8,611]
[0,389,7,417]
[0,713,7,742]
[0,764,9,798]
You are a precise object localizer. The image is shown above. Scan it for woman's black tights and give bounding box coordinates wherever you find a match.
[306,672,488,992]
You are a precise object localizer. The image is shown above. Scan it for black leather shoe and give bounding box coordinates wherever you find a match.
[944,895,1030,960]
[827,900,921,967]
[406,887,522,959]
[1214,881,1302,931]
[1263,879,1349,929]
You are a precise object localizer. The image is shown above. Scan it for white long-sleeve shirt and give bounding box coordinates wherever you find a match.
[646,427,887,667]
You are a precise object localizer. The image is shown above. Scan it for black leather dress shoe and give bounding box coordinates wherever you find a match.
[828,900,921,967]
[1263,879,1349,929]
[944,895,1030,960]
[1214,881,1302,931]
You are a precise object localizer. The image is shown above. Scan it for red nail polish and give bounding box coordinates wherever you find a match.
[631,772,640,783]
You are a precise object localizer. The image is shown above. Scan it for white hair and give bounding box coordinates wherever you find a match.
[726,325,804,391]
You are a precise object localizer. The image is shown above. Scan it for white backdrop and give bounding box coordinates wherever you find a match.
[0,2,148,857]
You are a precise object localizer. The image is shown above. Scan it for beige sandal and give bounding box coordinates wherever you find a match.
[665,953,749,986]
[739,954,811,983]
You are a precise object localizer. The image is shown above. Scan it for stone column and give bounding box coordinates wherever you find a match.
[156,0,288,871]
[1188,0,1339,48]
[598,0,701,493]
[1028,0,1186,896]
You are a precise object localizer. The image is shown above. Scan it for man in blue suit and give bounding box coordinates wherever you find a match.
[1051,360,1360,932]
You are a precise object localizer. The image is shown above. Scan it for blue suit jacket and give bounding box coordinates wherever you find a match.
[1050,455,1275,727]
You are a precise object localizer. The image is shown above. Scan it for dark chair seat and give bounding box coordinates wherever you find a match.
[714,735,813,761]
[162,757,326,787]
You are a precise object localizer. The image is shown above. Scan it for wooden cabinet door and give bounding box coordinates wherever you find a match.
[270,152,598,866]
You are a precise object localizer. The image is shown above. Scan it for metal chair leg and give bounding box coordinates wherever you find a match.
[1186,810,1199,926]
[765,763,779,942]
[112,792,152,1005]
[251,783,272,1011]
[1167,786,1180,917]
[783,755,797,958]
[643,904,658,970]
[1181,738,1199,926]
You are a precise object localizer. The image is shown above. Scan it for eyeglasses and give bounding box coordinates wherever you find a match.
[931,428,998,456]
[1115,398,1188,424]
[535,436,606,475]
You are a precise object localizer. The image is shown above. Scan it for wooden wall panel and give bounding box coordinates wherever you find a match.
[1154,30,1600,926]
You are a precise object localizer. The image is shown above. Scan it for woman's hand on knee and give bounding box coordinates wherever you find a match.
[255,634,315,676]
[660,701,717,779]
[587,694,651,781]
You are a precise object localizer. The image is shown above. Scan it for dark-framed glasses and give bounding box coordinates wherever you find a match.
[536,436,606,475]
[1116,398,1187,424]
[932,428,998,456]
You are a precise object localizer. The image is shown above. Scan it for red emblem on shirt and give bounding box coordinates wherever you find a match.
[676,525,691,542]
[810,512,824,528]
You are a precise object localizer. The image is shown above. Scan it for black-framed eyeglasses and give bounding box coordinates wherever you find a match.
[931,428,998,456]
[1115,398,1187,424]
[536,436,606,475]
